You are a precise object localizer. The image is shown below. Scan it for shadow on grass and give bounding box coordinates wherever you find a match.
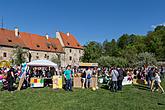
[133,84,150,91]
[100,84,109,90]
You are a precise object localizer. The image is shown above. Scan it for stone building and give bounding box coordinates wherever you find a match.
[56,32,84,67]
[0,28,83,67]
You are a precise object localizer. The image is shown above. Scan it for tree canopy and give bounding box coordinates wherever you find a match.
[81,25,165,67]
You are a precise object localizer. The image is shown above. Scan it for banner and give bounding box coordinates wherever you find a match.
[30,78,44,87]
[52,76,62,89]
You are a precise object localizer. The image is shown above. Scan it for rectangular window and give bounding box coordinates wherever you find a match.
[70,49,72,53]
[3,52,7,57]
[69,56,72,61]
[44,54,47,58]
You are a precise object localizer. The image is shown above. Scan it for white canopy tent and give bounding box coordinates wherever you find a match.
[27,60,58,68]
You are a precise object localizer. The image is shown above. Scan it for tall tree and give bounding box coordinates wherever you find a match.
[81,41,102,62]
[12,46,28,65]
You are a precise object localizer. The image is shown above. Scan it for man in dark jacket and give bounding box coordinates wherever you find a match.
[117,68,124,91]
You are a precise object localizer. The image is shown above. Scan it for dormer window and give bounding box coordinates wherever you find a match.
[67,42,70,45]
[8,39,12,42]
[52,44,57,50]
[36,44,40,48]
[47,43,51,49]
[77,44,80,47]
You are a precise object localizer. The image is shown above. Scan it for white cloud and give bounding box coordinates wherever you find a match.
[151,22,165,29]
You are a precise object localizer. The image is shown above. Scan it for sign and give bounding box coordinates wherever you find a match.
[73,77,82,88]
[30,78,44,87]
[52,76,62,89]
[122,76,133,85]
[79,63,98,67]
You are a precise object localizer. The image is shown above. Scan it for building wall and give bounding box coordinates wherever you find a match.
[0,46,13,61]
[0,46,65,67]
[63,47,83,67]
[0,46,82,67]
[29,50,65,67]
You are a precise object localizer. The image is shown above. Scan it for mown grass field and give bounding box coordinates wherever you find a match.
[0,80,165,110]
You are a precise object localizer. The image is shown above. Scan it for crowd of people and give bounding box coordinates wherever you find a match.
[0,65,58,92]
[0,64,165,94]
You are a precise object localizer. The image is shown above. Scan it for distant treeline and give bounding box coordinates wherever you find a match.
[81,25,165,67]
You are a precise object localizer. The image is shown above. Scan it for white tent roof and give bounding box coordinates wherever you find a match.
[27,60,58,68]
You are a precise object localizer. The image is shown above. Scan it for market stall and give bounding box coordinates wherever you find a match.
[73,63,98,88]
[27,60,59,88]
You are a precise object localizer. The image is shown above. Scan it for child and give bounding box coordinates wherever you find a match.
[152,71,164,94]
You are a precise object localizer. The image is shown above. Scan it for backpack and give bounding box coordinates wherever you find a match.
[87,74,91,79]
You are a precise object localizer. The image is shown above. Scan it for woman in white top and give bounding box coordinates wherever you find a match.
[152,72,164,94]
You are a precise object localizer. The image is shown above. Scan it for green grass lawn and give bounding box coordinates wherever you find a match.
[0,81,165,110]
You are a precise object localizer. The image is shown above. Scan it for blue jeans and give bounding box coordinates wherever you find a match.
[66,79,72,91]
[112,81,118,92]
[86,78,91,88]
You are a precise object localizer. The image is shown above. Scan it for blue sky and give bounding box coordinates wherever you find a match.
[0,0,165,45]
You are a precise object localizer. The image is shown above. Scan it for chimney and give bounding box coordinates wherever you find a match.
[46,34,49,39]
[15,27,19,37]
[66,32,70,36]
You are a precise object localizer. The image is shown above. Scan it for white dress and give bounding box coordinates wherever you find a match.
[155,74,161,83]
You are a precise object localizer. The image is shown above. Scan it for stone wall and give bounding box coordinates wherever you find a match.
[0,46,13,61]
[29,50,65,67]
[63,47,84,67]
[0,46,65,67]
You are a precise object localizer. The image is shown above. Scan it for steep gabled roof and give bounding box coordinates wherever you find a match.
[0,28,64,53]
[0,28,27,48]
[59,32,83,49]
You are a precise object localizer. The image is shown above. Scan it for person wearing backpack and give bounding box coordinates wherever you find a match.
[86,67,92,88]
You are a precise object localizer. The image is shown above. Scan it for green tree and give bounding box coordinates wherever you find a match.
[12,46,28,65]
[97,56,128,67]
[51,54,61,66]
[117,34,129,49]
[146,25,165,60]
[81,41,102,62]
[103,39,120,57]
[135,52,157,67]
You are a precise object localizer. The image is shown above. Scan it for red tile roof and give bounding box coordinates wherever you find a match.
[59,32,83,49]
[0,28,27,48]
[0,28,64,53]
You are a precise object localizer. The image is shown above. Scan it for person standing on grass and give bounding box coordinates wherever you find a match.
[117,68,124,91]
[148,67,155,90]
[81,68,86,89]
[7,68,15,92]
[160,66,164,79]
[111,67,119,92]
[152,70,164,94]
[64,65,73,91]
[86,67,92,88]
